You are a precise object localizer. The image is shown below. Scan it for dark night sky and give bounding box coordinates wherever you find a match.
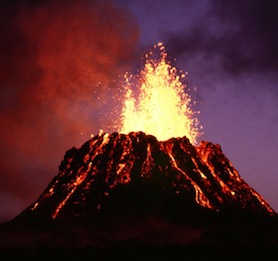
[0,0,277,222]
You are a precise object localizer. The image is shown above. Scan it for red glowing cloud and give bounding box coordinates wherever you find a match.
[0,0,138,221]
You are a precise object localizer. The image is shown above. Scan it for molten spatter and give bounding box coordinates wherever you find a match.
[120,42,201,144]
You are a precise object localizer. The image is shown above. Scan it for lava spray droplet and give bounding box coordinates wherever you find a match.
[119,42,201,144]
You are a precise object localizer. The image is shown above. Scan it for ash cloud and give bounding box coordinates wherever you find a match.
[0,0,138,222]
[166,0,278,80]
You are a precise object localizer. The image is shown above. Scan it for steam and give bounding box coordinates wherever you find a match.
[0,0,138,222]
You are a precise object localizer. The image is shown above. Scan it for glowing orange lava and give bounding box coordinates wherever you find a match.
[119,42,201,144]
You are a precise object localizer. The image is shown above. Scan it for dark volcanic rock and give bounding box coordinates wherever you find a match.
[0,132,277,249]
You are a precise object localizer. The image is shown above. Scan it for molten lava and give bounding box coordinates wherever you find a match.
[120,43,201,144]
[27,132,275,221]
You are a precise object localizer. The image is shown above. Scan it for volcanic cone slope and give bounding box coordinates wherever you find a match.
[3,132,277,247]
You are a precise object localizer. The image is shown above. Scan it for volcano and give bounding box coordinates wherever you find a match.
[1,131,277,256]
[1,43,277,259]
[23,131,275,219]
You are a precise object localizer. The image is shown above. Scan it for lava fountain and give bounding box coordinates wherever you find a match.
[119,42,201,144]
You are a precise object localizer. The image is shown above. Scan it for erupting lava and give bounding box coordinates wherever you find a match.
[119,43,201,144]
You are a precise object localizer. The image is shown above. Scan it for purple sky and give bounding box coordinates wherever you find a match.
[0,0,277,222]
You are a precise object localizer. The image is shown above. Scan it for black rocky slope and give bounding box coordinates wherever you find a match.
[23,131,274,220]
[1,132,277,248]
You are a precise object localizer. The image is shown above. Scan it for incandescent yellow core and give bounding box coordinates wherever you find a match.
[120,42,201,144]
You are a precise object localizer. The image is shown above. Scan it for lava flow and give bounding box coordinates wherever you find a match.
[119,42,201,144]
[27,132,274,221]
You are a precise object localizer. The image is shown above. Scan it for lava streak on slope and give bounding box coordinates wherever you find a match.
[25,131,275,221]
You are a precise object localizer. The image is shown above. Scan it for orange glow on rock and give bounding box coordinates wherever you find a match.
[120,43,201,144]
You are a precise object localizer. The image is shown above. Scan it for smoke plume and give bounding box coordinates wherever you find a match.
[166,0,278,87]
[0,0,138,222]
